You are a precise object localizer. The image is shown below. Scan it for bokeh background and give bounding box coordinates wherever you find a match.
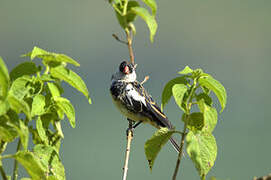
[1,0,271,179]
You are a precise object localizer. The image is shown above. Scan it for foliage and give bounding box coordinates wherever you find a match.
[0,46,91,180]
[108,0,158,42]
[144,66,227,179]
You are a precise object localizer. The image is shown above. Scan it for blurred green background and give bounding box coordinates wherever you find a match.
[1,0,271,179]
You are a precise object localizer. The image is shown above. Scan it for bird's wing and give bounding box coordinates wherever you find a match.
[130,82,174,129]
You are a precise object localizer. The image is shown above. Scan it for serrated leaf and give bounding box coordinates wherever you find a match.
[172,84,188,112]
[131,7,157,42]
[54,97,75,128]
[144,128,175,170]
[183,112,204,132]
[142,0,157,15]
[178,66,193,75]
[0,57,10,101]
[10,62,38,82]
[5,110,29,150]
[196,93,212,106]
[26,46,80,67]
[50,65,91,104]
[0,116,18,142]
[14,151,47,179]
[161,77,187,111]
[186,131,217,178]
[31,94,45,116]
[9,76,32,100]
[36,117,48,145]
[8,95,31,119]
[47,82,61,98]
[115,1,140,29]
[198,75,227,113]
[198,100,217,133]
[33,144,65,180]
[0,100,10,116]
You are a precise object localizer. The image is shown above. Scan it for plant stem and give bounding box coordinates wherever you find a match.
[0,164,8,180]
[122,119,133,180]
[12,139,21,180]
[125,29,135,64]
[172,123,187,180]
[172,79,198,180]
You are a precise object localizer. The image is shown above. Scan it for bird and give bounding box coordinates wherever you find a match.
[110,61,179,152]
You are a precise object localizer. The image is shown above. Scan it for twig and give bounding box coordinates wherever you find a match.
[172,123,187,180]
[122,119,133,180]
[12,139,21,180]
[140,76,149,85]
[112,34,128,45]
[0,164,8,180]
[125,29,135,65]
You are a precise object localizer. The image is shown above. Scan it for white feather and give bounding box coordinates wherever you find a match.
[125,84,146,106]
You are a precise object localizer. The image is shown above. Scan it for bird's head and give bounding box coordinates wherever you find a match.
[111,61,137,82]
[119,61,136,75]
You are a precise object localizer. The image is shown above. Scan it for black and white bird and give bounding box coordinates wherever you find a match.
[110,61,179,152]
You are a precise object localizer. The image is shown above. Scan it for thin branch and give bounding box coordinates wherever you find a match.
[125,29,135,64]
[122,119,133,180]
[140,76,149,85]
[0,164,8,180]
[112,34,128,45]
[172,123,187,180]
[12,139,21,180]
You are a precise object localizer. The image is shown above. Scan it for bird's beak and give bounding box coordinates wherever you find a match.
[134,64,138,69]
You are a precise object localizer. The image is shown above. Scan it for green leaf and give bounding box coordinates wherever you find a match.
[33,144,65,180]
[131,7,157,42]
[0,100,10,116]
[5,110,29,150]
[198,75,227,113]
[10,62,38,82]
[9,76,32,100]
[26,46,80,67]
[178,66,193,75]
[172,84,188,112]
[0,116,18,142]
[115,1,140,29]
[144,128,175,170]
[0,57,10,101]
[8,95,31,119]
[183,113,204,132]
[47,82,61,98]
[18,119,29,150]
[54,97,75,128]
[198,100,217,133]
[31,94,46,116]
[161,77,187,111]
[54,121,64,138]
[14,151,47,179]
[142,0,157,15]
[186,131,217,178]
[36,117,48,145]
[50,65,91,104]
[196,93,212,106]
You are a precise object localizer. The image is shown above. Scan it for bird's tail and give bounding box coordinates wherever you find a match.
[169,137,180,153]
